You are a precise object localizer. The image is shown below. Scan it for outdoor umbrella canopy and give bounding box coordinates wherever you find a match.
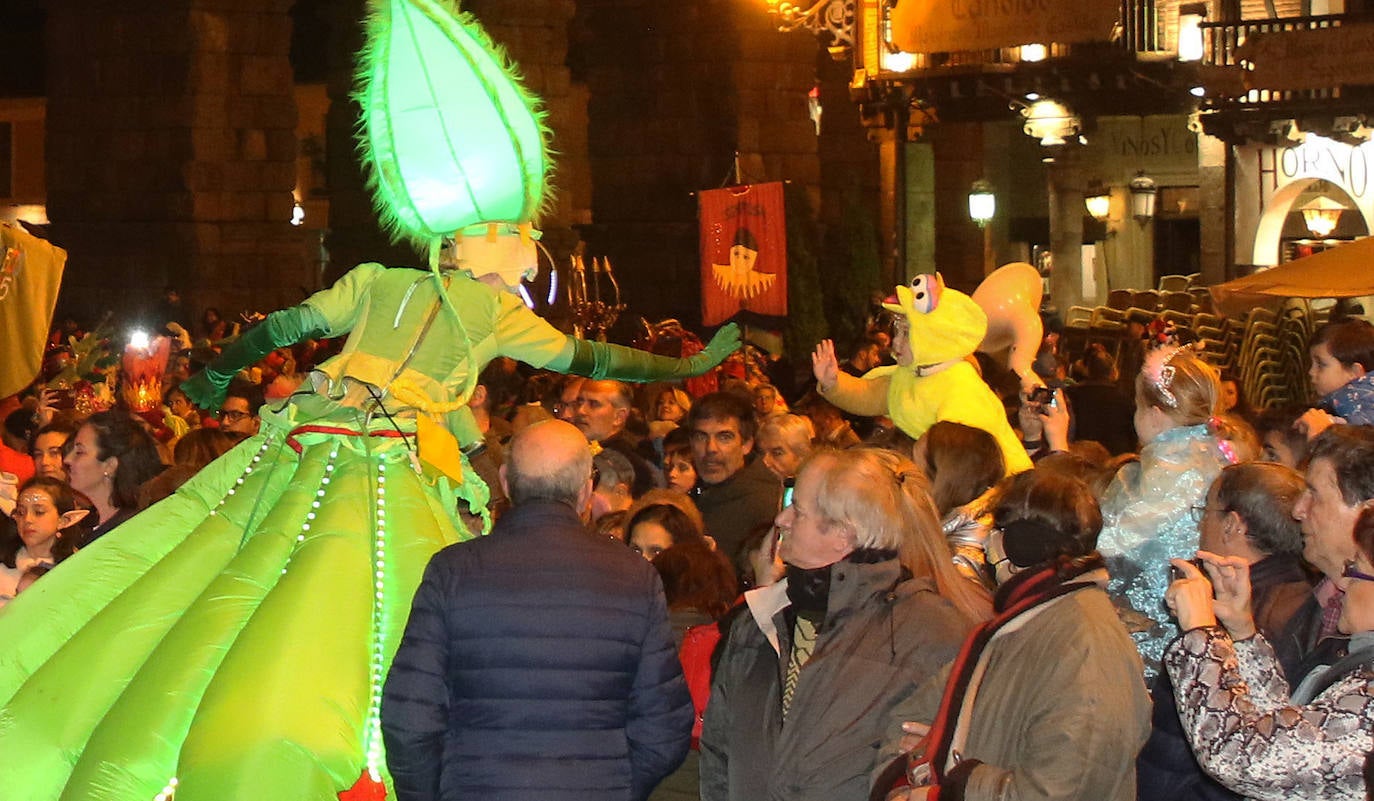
[1210,236,1374,312]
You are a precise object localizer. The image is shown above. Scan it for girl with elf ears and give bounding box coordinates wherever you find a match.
[0,476,88,604]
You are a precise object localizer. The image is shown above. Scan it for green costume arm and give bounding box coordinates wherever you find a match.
[547,323,741,382]
[180,305,330,409]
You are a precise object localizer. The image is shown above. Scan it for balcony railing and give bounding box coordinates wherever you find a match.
[1201,13,1352,106]
[1119,0,1160,53]
[876,0,1165,74]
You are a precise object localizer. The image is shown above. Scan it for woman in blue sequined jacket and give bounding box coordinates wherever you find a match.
[1096,346,1232,678]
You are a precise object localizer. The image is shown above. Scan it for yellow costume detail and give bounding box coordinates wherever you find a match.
[389,379,472,415]
[821,274,1032,474]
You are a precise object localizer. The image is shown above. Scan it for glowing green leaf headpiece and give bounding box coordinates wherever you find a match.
[356,0,551,260]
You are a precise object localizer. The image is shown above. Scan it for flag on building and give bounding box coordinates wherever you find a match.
[0,223,67,398]
[699,181,788,326]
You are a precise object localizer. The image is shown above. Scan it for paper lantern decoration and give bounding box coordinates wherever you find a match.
[121,334,172,413]
[357,0,551,259]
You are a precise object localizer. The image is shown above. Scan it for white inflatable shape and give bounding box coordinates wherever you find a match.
[972,262,1044,383]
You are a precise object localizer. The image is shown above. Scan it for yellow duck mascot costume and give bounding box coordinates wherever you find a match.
[813,273,1032,474]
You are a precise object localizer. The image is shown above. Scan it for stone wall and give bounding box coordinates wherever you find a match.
[321,0,588,286]
[42,0,874,335]
[574,0,830,329]
[46,0,310,325]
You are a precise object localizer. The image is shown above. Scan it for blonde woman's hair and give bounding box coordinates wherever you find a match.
[1136,347,1221,426]
[799,448,992,622]
[656,387,692,419]
[758,413,815,453]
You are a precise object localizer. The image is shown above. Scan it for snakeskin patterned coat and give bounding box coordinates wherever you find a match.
[1165,626,1374,800]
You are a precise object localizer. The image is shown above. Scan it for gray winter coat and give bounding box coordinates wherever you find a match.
[698,556,974,801]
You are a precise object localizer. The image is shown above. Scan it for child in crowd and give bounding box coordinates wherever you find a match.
[1301,318,1374,437]
[1096,346,1233,678]
[662,427,698,494]
[0,476,89,604]
[1254,404,1310,469]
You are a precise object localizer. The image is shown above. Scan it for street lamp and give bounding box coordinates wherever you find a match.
[969,180,995,227]
[1084,181,1111,223]
[1177,3,1207,62]
[969,179,996,275]
[1300,195,1346,238]
[1129,171,1158,224]
[881,48,917,73]
[1021,99,1081,147]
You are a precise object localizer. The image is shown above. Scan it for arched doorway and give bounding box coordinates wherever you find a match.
[1253,177,1370,266]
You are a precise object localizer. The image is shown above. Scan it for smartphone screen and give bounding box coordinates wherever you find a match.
[782,479,795,508]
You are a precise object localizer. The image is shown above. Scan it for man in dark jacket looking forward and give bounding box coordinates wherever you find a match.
[381,419,694,801]
[690,391,784,563]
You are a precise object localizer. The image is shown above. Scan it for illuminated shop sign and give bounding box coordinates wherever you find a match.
[1266,136,1371,200]
[888,0,1116,53]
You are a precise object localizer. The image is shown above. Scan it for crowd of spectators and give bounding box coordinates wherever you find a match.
[4,300,1374,800]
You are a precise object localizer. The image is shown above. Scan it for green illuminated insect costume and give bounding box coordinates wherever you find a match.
[0,3,737,800]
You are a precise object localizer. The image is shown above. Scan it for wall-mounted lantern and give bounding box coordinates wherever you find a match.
[1129,171,1158,224]
[1084,181,1112,223]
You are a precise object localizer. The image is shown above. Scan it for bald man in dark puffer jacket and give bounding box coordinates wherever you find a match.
[382,420,693,801]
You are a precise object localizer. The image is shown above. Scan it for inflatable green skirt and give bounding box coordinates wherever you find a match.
[0,397,470,800]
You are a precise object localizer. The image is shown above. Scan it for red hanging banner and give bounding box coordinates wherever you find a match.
[699,182,788,326]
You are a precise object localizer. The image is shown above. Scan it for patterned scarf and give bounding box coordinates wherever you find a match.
[781,548,898,721]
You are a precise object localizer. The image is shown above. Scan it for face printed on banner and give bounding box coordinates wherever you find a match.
[699,184,789,327]
[711,227,777,300]
[729,243,757,275]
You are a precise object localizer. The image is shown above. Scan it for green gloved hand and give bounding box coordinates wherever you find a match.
[179,369,233,413]
[559,322,741,382]
[180,304,330,409]
[690,322,741,372]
